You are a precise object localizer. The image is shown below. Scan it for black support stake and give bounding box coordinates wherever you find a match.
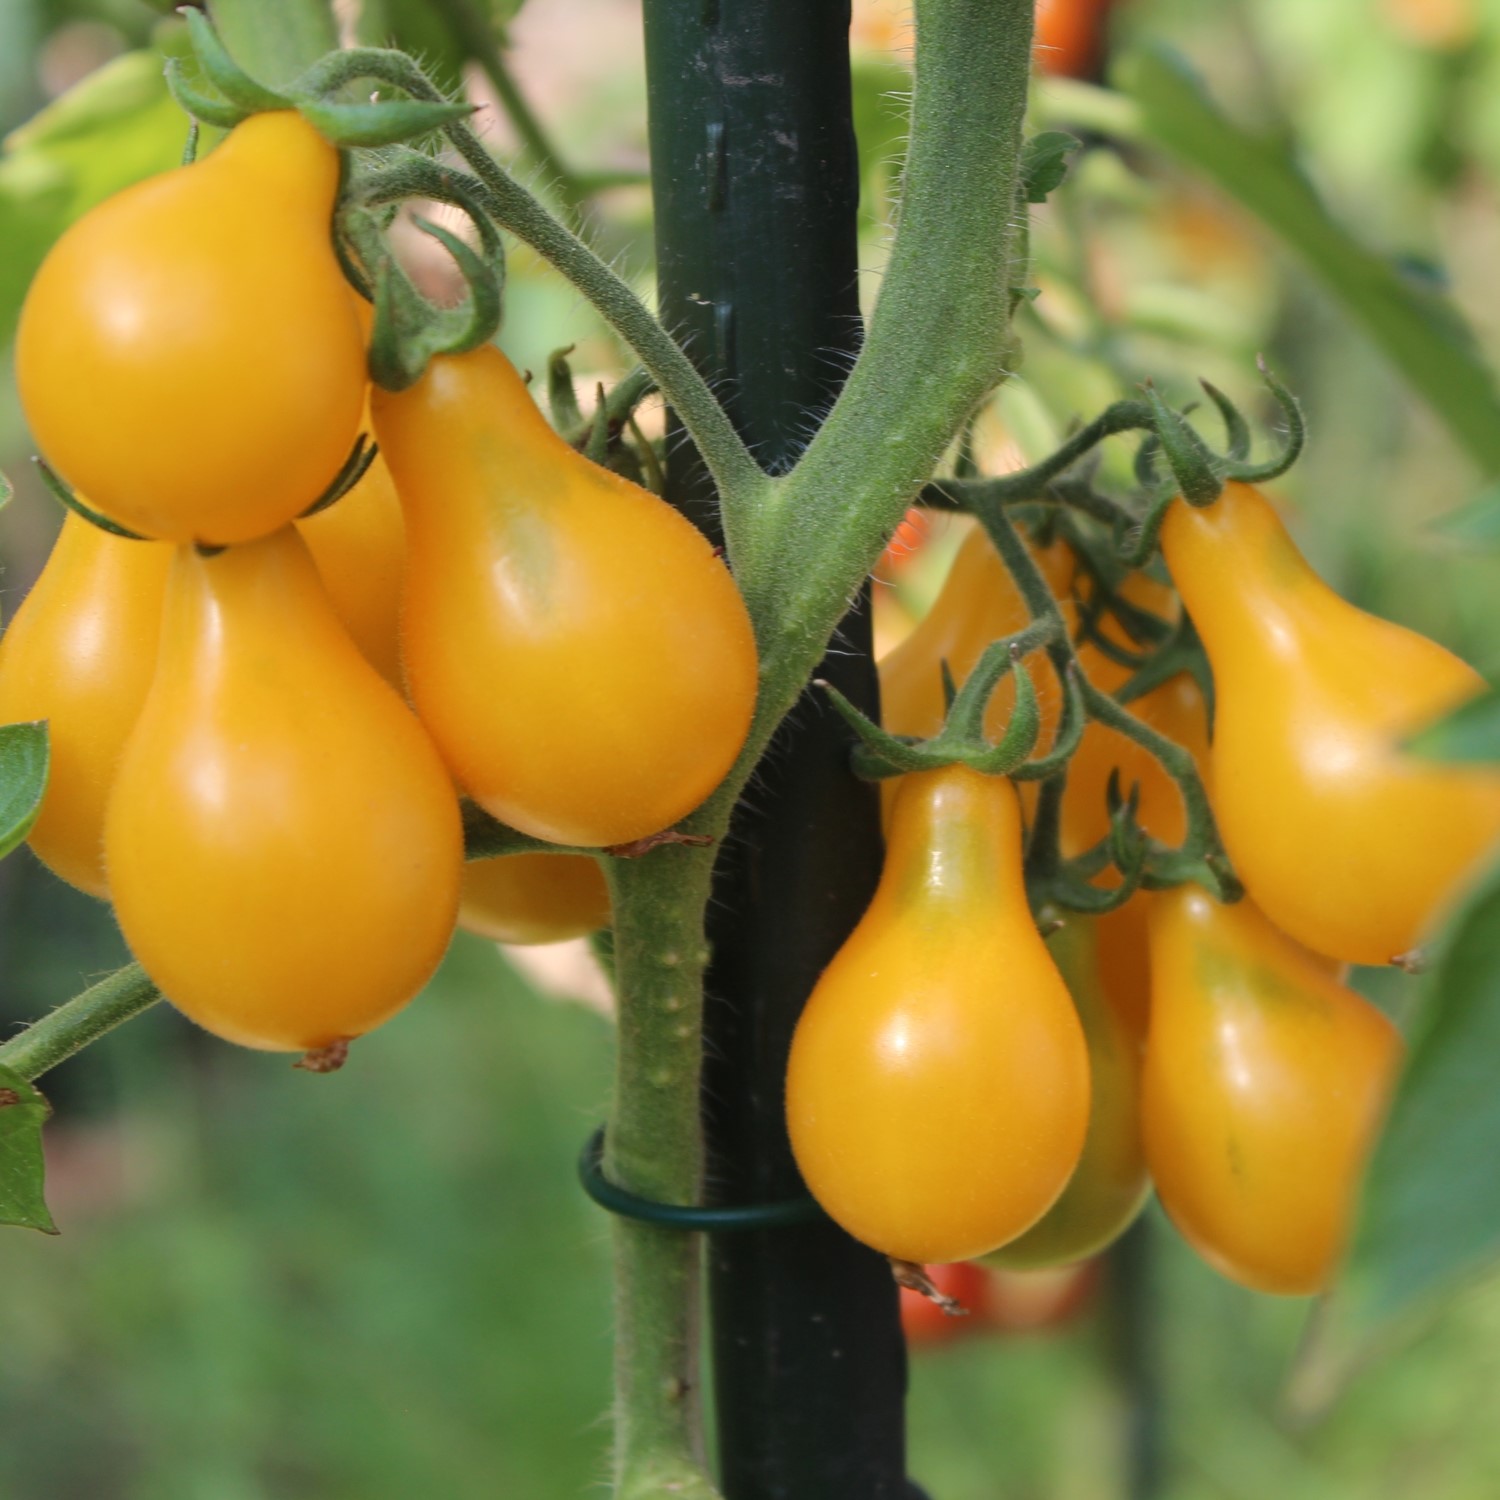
[642,3,919,1496]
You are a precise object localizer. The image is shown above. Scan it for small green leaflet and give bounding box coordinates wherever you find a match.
[0,721,48,861]
[0,1065,56,1234]
[1293,855,1500,1410]
[1404,687,1500,764]
[1020,130,1079,204]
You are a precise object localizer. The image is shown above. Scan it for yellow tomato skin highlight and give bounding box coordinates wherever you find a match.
[17,111,366,545]
[1142,885,1402,1296]
[105,528,462,1052]
[1161,482,1500,965]
[0,513,172,897]
[372,345,758,848]
[786,765,1090,1265]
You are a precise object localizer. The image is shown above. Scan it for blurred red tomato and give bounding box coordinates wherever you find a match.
[1034,0,1119,81]
[900,1257,1101,1346]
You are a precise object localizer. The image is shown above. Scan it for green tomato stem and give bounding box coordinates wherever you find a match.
[0,964,161,1083]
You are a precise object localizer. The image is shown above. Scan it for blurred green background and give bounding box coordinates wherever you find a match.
[6,0,1500,1495]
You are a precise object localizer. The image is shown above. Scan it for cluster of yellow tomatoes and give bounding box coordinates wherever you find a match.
[787,482,1500,1297]
[1,108,757,1056]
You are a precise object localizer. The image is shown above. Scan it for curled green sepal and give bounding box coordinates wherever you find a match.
[350,208,504,392]
[163,57,250,131]
[823,624,1050,782]
[295,97,476,150]
[548,346,584,429]
[585,383,611,465]
[298,434,380,520]
[32,459,148,540]
[1220,357,1306,484]
[1011,666,1087,781]
[1199,379,1250,461]
[1145,383,1223,507]
[180,8,289,114]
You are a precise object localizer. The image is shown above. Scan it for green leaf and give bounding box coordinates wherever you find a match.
[1404,687,1500,763]
[1020,130,1078,204]
[1291,854,1500,1411]
[0,722,48,861]
[1116,46,1500,478]
[1433,483,1500,549]
[0,1065,56,1234]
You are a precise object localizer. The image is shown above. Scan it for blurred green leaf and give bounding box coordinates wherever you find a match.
[1293,854,1500,1410]
[1020,130,1078,204]
[0,1066,55,1235]
[1433,483,1500,549]
[0,722,48,862]
[1116,46,1500,478]
[1406,688,1500,763]
[0,48,189,346]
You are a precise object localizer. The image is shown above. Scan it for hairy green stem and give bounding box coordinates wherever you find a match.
[740,0,1035,685]
[0,965,161,1082]
[603,845,720,1499]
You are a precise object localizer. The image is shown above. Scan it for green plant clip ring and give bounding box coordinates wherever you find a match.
[578,1127,825,1232]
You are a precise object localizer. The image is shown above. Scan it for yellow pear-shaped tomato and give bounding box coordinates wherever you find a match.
[0,513,171,896]
[104,528,462,1052]
[1161,481,1500,965]
[371,345,758,848]
[297,440,405,690]
[879,521,1075,749]
[986,913,1148,1268]
[459,853,611,945]
[1143,884,1402,1295]
[786,765,1091,1264]
[17,111,366,545]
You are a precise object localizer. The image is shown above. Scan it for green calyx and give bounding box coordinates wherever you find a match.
[820,621,1054,784]
[167,11,474,146]
[341,152,506,392]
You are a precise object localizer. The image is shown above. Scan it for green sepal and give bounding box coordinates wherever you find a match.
[1012,668,1087,781]
[163,57,250,130]
[0,722,49,862]
[181,8,290,114]
[358,209,503,392]
[585,383,611,465]
[297,434,379,520]
[33,459,149,540]
[296,97,475,149]
[0,1066,57,1234]
[548,346,584,430]
[1199,379,1250,461]
[1221,358,1306,484]
[1145,384,1222,506]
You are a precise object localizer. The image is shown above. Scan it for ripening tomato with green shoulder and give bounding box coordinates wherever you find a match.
[371,344,758,848]
[1142,884,1402,1295]
[16,110,366,545]
[104,527,463,1052]
[459,853,611,945]
[1161,481,1500,965]
[0,513,171,897]
[986,913,1149,1269]
[786,764,1090,1265]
